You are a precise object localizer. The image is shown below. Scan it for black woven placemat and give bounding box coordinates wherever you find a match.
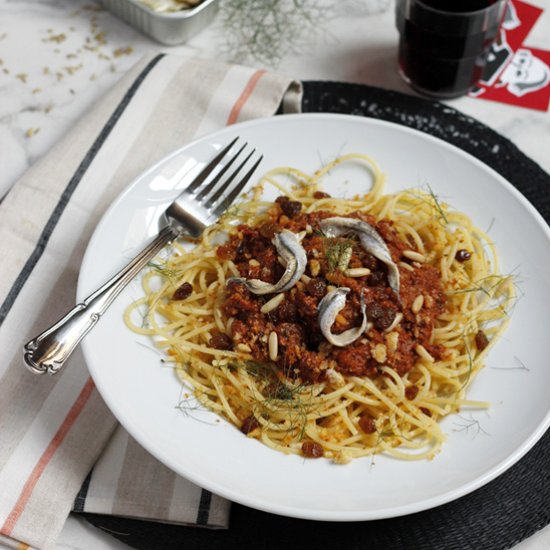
[84,81,550,550]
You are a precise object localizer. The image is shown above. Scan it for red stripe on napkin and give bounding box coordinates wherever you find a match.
[1,378,96,536]
[226,70,267,125]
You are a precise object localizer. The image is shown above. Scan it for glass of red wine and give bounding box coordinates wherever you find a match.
[396,0,508,98]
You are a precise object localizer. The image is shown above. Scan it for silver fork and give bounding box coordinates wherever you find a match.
[24,138,262,375]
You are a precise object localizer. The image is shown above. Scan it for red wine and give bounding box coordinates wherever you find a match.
[396,0,505,98]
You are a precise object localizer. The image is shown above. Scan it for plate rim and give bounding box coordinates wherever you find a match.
[79,113,550,521]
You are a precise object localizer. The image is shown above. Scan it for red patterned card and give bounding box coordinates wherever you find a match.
[469,0,550,112]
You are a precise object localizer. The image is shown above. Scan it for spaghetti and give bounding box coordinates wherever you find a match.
[125,153,515,462]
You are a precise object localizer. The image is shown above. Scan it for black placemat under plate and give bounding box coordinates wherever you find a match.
[85,81,550,550]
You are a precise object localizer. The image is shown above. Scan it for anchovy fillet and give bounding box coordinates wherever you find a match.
[230,229,307,295]
[318,287,367,347]
[320,217,400,299]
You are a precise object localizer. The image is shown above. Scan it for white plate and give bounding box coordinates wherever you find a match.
[79,114,550,521]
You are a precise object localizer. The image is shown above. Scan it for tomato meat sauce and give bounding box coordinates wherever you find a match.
[219,197,446,383]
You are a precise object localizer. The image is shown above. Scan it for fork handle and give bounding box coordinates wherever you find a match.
[23,225,179,375]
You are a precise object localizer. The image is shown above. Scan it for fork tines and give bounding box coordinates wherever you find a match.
[188,138,263,217]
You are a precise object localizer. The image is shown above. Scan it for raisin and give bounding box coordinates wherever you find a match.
[367,270,386,286]
[475,330,489,351]
[455,249,472,262]
[405,385,419,400]
[361,252,379,271]
[172,282,192,300]
[358,416,376,434]
[420,407,432,417]
[209,331,233,351]
[275,195,301,216]
[306,277,327,298]
[313,191,331,199]
[280,200,302,218]
[272,301,298,323]
[241,416,259,434]
[365,302,396,331]
[301,441,324,458]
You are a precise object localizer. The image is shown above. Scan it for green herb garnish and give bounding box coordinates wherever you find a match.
[219,0,328,68]
[146,260,181,280]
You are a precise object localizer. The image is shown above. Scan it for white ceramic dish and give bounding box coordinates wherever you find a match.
[79,114,550,521]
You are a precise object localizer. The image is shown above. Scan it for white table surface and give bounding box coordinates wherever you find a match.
[1,1,549,548]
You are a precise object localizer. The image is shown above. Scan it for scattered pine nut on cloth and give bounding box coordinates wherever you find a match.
[0,52,301,550]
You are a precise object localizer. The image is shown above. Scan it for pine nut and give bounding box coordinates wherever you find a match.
[310,259,321,277]
[336,314,347,325]
[268,331,278,361]
[403,250,426,263]
[260,293,285,314]
[411,295,424,314]
[344,267,371,277]
[398,261,415,272]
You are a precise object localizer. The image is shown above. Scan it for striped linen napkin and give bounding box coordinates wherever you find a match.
[0,52,301,550]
